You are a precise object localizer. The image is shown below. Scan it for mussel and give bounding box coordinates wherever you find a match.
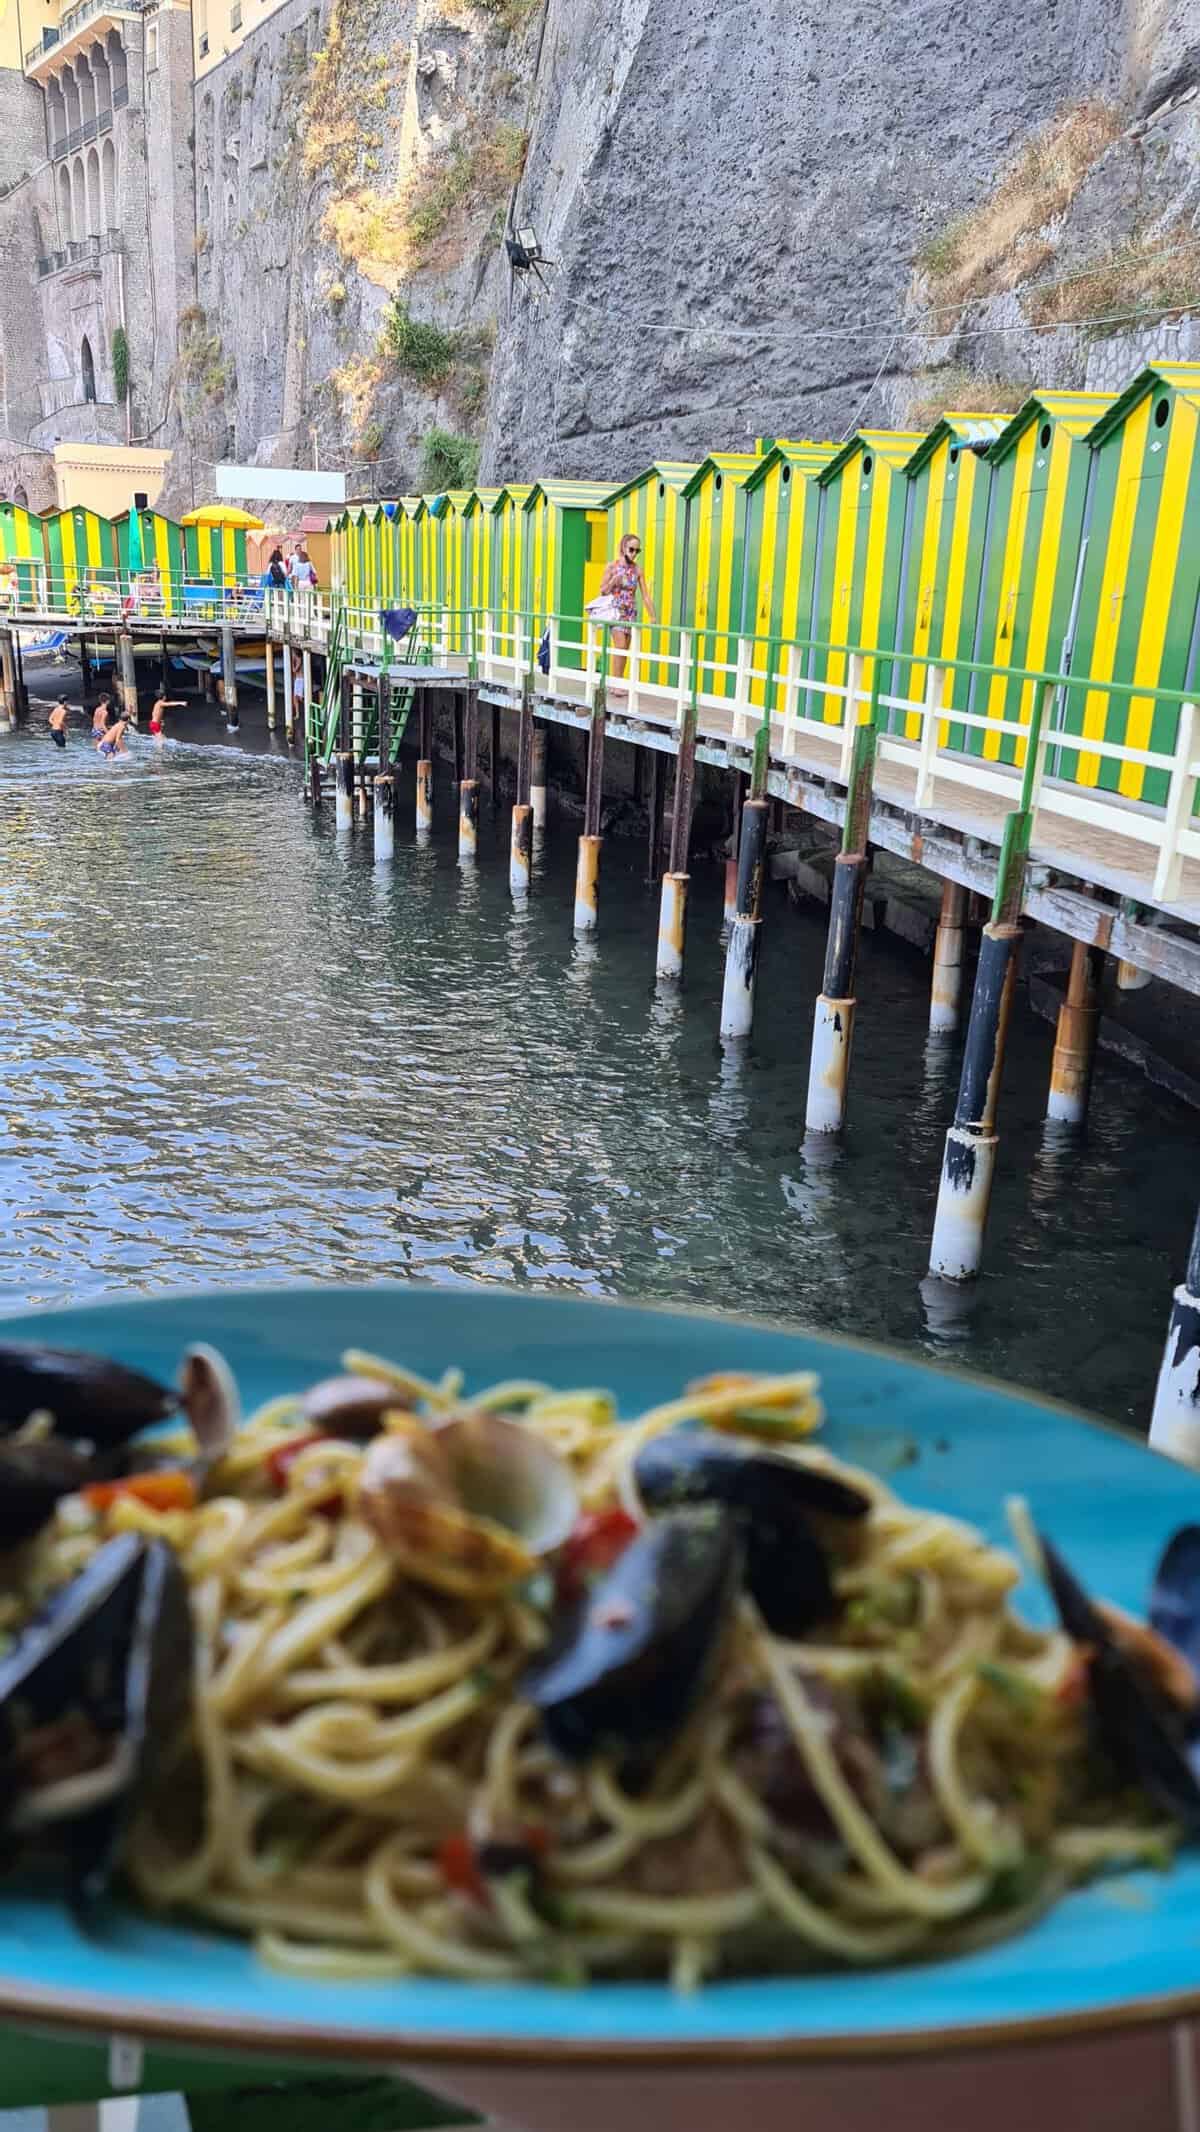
[633,1430,870,1637]
[522,1510,740,1761]
[0,1345,178,1445]
[357,1410,578,1598]
[0,1532,193,1902]
[1040,1531,1200,1827]
[0,1341,241,1545]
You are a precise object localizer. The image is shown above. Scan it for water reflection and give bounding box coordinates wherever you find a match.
[0,725,1197,1428]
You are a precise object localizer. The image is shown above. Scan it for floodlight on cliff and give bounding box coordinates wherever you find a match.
[505,224,555,295]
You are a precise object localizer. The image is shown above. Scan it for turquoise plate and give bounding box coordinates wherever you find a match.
[0,1281,1195,2068]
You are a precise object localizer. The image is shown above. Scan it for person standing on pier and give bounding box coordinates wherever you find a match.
[598,533,656,689]
[48,696,70,749]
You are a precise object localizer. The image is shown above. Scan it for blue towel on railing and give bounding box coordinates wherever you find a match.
[382,607,418,642]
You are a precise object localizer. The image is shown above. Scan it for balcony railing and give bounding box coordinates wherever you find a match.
[36,228,121,277]
[25,0,141,71]
[50,106,112,158]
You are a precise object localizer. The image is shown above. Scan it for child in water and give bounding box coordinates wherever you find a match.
[97,717,128,759]
[48,697,69,749]
[148,693,186,739]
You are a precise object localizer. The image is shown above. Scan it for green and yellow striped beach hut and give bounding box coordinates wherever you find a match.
[1060,363,1200,805]
[680,452,760,699]
[489,485,534,661]
[0,502,46,604]
[42,506,119,611]
[604,463,696,688]
[739,441,837,713]
[890,414,1006,741]
[806,430,925,725]
[521,480,614,671]
[114,509,188,614]
[966,390,1112,767]
[182,517,249,593]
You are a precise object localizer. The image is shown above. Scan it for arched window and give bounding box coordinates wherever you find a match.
[85,144,100,233]
[101,135,116,225]
[47,80,66,152]
[13,486,27,510]
[57,161,72,239]
[70,158,85,240]
[106,30,127,100]
[63,66,81,136]
[91,44,111,115]
[81,335,96,403]
[77,54,95,128]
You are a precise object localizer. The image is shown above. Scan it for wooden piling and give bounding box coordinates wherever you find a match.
[458,777,480,859]
[416,757,433,837]
[720,797,769,1036]
[453,691,465,789]
[805,852,868,1129]
[0,628,16,730]
[373,772,395,862]
[574,694,607,932]
[654,710,697,975]
[510,803,533,895]
[334,750,355,830]
[78,634,91,707]
[309,754,323,809]
[928,922,1022,1281]
[116,631,139,728]
[491,701,501,812]
[930,879,967,1035]
[220,623,238,731]
[13,632,27,721]
[647,752,665,886]
[724,772,745,925]
[265,634,277,732]
[531,726,548,831]
[1047,939,1104,1127]
[1150,1205,1200,1466]
[463,684,479,783]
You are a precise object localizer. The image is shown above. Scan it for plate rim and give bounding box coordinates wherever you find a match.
[0,1277,1182,2065]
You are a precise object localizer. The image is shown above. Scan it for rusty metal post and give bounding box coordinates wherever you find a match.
[490,700,501,812]
[373,771,395,861]
[415,756,433,838]
[1150,1205,1200,1466]
[1047,938,1104,1127]
[116,631,140,728]
[219,622,237,732]
[334,750,355,831]
[574,693,607,933]
[805,853,868,1130]
[511,678,534,895]
[724,771,745,927]
[0,628,16,730]
[531,725,548,832]
[458,777,480,860]
[719,796,769,1037]
[655,711,697,974]
[928,922,1022,1280]
[647,750,665,885]
[930,879,967,1035]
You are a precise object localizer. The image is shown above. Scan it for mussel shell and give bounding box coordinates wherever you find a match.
[634,1430,869,1637]
[0,1439,99,1547]
[0,1345,177,1446]
[523,1509,740,1762]
[1150,1525,1200,1682]
[1041,1533,1200,1827]
[0,1533,194,1901]
[299,1375,404,1439]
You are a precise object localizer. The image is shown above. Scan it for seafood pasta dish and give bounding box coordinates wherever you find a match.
[0,1337,1197,1990]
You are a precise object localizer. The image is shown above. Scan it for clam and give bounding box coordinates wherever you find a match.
[0,1345,177,1446]
[523,1510,740,1761]
[178,1345,241,1460]
[357,1411,578,1599]
[299,1374,406,1439]
[0,1532,193,1902]
[634,1429,869,1637]
[1039,1531,1200,1827]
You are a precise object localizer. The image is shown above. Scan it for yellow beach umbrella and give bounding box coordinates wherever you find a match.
[180,504,266,530]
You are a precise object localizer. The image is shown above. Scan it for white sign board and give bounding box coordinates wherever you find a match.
[215,465,347,505]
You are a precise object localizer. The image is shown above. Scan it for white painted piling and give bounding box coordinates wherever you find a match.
[655,871,689,980]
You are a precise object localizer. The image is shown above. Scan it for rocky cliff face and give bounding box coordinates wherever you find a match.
[5,0,1199,501]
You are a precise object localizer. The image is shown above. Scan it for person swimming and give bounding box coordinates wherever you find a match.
[97,716,129,759]
[48,697,69,750]
[148,693,186,738]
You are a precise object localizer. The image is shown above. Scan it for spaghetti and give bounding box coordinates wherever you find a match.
[21,1357,1181,1987]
